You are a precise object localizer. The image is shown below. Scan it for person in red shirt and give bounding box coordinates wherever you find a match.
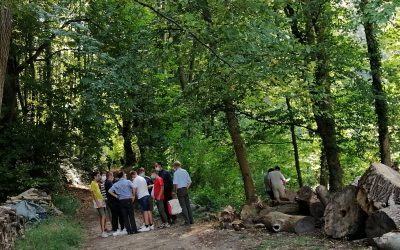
[151,170,170,228]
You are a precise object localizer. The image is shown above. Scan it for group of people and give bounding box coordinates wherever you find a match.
[90,161,194,238]
[263,166,288,202]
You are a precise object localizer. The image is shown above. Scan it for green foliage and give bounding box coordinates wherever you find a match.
[52,193,81,216]
[14,216,84,250]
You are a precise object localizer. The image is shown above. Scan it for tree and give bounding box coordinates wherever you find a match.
[0,6,12,118]
[360,0,391,166]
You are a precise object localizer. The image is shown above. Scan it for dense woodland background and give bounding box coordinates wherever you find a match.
[0,0,399,208]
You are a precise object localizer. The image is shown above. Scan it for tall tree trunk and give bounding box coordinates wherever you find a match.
[286,97,303,187]
[285,1,343,191]
[320,145,329,186]
[360,0,391,166]
[122,118,136,167]
[225,101,256,203]
[1,44,17,127]
[0,6,12,117]
[44,43,53,129]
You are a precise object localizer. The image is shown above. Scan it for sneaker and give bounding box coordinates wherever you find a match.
[119,229,128,235]
[139,224,146,229]
[101,232,109,238]
[138,226,150,232]
[164,223,170,228]
[150,225,155,230]
[112,229,121,236]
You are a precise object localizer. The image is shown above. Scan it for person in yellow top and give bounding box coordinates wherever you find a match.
[90,171,108,238]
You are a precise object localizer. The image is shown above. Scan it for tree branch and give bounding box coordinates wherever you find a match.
[15,18,90,74]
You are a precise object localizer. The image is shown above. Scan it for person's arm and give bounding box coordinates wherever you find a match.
[132,187,137,202]
[280,173,287,185]
[173,172,178,194]
[108,185,118,199]
[187,172,192,189]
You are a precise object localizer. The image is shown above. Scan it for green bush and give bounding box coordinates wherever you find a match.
[14,216,84,250]
[52,193,81,216]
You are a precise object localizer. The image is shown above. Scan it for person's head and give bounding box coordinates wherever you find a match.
[150,169,158,180]
[172,161,181,171]
[154,162,163,171]
[106,171,114,181]
[130,171,137,179]
[100,172,107,182]
[91,171,100,181]
[392,161,399,171]
[137,167,145,177]
[274,166,281,171]
[117,171,125,179]
[268,168,274,173]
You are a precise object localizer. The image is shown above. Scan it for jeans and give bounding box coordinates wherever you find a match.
[177,187,193,224]
[108,200,124,231]
[155,199,168,223]
[119,199,137,234]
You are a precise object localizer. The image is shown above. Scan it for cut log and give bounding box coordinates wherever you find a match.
[0,206,26,250]
[240,204,258,224]
[316,185,329,207]
[258,211,315,234]
[365,205,400,238]
[324,185,366,239]
[373,232,400,250]
[258,203,299,218]
[357,163,400,214]
[296,186,324,218]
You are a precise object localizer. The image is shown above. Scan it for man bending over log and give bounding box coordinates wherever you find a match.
[268,166,287,202]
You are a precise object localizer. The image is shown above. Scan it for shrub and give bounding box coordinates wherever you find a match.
[52,193,81,216]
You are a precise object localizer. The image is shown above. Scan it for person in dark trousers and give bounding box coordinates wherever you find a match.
[151,169,170,228]
[172,161,193,225]
[264,168,275,200]
[108,171,138,235]
[104,171,124,235]
[154,162,175,224]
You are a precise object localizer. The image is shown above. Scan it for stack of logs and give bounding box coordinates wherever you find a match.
[217,163,400,250]
[0,188,62,250]
[0,206,25,250]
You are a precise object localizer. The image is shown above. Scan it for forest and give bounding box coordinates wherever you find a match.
[1,0,400,210]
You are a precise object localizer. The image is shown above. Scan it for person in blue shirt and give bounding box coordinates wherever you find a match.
[172,161,194,225]
[108,171,138,235]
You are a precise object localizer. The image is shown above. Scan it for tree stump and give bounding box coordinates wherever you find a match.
[258,211,315,234]
[324,185,366,239]
[365,205,400,238]
[357,163,400,214]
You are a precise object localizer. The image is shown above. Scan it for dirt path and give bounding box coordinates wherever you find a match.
[69,186,371,250]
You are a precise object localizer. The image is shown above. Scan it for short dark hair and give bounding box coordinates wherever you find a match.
[130,171,137,176]
[274,166,280,171]
[268,168,274,173]
[106,171,113,178]
[151,169,157,174]
[156,162,163,167]
[137,167,145,174]
[91,171,99,179]
[117,171,124,179]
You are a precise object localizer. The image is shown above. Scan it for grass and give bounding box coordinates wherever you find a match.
[52,193,81,216]
[14,192,84,250]
[14,216,84,250]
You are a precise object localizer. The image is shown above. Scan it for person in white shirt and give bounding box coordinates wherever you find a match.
[268,166,287,202]
[132,171,154,232]
[172,161,193,225]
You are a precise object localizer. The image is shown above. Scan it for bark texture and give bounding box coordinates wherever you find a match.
[360,0,391,166]
[324,185,366,239]
[225,101,256,203]
[0,6,12,117]
[357,163,400,214]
